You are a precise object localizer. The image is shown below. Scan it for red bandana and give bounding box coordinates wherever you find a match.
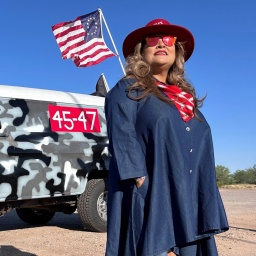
[156,81,194,122]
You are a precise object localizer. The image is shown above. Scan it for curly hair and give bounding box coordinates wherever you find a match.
[124,41,205,116]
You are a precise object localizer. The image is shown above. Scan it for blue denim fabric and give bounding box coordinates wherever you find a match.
[157,252,168,256]
[156,236,218,256]
[105,78,228,256]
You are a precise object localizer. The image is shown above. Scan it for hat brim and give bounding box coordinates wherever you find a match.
[122,24,194,61]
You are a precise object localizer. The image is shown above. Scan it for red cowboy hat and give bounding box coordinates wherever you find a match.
[122,18,194,61]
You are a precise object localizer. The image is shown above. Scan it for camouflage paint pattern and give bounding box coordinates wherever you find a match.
[0,86,109,203]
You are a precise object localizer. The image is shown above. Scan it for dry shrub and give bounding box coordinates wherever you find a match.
[221,184,256,189]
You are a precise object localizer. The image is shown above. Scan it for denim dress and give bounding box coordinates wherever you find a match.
[105,78,229,256]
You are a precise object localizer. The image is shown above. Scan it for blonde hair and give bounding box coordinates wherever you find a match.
[124,41,205,115]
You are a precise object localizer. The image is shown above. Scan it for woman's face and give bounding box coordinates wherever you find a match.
[141,34,176,72]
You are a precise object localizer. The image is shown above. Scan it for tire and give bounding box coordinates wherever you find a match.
[16,208,55,225]
[77,178,108,232]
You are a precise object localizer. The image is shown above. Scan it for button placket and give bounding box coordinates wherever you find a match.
[185,126,192,174]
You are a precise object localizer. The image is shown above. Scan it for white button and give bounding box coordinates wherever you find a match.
[190,149,193,152]
[189,169,192,173]
[186,127,190,131]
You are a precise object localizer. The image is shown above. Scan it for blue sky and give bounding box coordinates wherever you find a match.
[1,1,255,173]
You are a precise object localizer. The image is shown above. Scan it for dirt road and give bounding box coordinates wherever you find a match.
[215,189,256,256]
[0,189,255,256]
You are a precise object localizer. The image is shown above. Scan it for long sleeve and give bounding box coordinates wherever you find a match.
[105,78,147,180]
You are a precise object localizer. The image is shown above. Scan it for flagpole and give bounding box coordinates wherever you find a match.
[98,8,126,76]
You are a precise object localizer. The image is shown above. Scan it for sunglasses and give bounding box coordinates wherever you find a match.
[145,36,177,47]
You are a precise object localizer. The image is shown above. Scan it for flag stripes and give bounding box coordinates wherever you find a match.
[51,10,115,67]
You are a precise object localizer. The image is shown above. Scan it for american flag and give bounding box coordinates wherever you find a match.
[52,10,115,67]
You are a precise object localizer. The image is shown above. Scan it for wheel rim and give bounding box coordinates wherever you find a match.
[97,191,107,221]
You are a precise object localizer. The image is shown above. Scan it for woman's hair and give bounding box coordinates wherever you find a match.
[124,40,205,116]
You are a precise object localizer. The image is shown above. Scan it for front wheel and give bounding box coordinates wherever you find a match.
[16,208,55,225]
[77,179,108,232]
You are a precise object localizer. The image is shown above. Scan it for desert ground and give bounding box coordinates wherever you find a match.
[0,188,255,256]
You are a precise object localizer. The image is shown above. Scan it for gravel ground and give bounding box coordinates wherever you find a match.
[0,189,255,256]
[215,189,256,256]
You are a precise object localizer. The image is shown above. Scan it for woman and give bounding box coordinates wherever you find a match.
[105,19,229,256]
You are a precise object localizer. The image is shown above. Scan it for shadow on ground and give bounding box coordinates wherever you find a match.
[0,210,84,232]
[0,245,37,256]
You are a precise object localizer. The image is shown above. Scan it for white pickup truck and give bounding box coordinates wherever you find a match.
[0,84,109,232]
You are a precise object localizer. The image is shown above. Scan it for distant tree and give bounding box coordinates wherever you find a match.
[232,170,247,184]
[216,165,232,187]
[245,166,256,184]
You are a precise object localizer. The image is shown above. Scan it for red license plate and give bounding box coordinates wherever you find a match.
[48,105,101,133]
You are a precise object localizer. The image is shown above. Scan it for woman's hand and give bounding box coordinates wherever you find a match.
[135,176,145,188]
[168,250,176,255]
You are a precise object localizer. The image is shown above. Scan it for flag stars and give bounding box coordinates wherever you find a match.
[86,20,98,35]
